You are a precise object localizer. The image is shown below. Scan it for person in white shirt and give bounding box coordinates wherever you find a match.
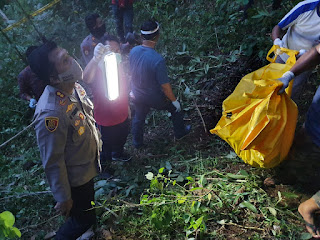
[271,0,320,103]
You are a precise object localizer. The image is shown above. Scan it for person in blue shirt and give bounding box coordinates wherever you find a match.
[129,20,190,149]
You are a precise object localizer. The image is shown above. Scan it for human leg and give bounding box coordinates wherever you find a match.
[55,179,96,239]
[299,192,320,238]
[132,101,150,148]
[152,97,190,139]
[123,6,134,37]
[99,125,113,162]
[110,118,130,160]
[112,5,125,42]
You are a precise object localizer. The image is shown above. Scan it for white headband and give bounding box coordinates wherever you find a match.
[140,22,159,35]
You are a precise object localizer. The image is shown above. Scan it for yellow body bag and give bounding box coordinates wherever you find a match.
[210,46,299,168]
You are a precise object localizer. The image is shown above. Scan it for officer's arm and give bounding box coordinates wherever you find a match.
[290,44,320,76]
[83,59,99,84]
[34,111,71,203]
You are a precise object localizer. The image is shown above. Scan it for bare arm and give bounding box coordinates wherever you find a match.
[83,59,99,84]
[291,46,320,76]
[161,83,176,102]
[271,25,285,41]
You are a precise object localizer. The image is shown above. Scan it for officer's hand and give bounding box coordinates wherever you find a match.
[274,38,284,48]
[278,71,295,94]
[172,100,181,112]
[29,98,37,108]
[54,199,73,218]
[297,49,307,58]
[93,43,107,63]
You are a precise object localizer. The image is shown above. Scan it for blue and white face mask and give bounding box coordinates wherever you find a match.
[58,59,83,83]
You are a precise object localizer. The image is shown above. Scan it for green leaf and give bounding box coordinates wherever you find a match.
[189,187,203,191]
[186,176,194,182]
[158,167,165,174]
[165,161,172,170]
[282,192,299,199]
[178,196,186,204]
[238,170,249,176]
[145,172,154,180]
[204,64,209,74]
[193,216,204,230]
[300,232,312,239]
[183,213,191,223]
[91,201,95,206]
[207,193,212,201]
[176,175,185,182]
[225,151,237,159]
[226,173,246,180]
[239,201,257,213]
[268,207,277,216]
[10,227,21,238]
[0,211,15,228]
[125,185,136,197]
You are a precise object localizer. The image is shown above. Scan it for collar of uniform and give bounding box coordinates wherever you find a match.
[68,89,78,103]
[74,83,87,102]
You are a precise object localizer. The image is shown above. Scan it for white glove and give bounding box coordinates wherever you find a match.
[274,38,284,48]
[29,98,37,108]
[172,100,181,112]
[297,49,307,58]
[278,71,295,94]
[93,43,107,63]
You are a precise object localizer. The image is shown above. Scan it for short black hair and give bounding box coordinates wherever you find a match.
[141,20,159,40]
[85,13,100,31]
[25,46,38,58]
[27,41,57,85]
[101,34,120,44]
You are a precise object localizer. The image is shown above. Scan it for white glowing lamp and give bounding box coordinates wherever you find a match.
[101,49,121,101]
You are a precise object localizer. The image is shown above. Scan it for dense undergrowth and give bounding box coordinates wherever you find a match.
[0,0,316,239]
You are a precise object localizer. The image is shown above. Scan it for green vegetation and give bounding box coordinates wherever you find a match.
[0,211,21,239]
[0,0,316,239]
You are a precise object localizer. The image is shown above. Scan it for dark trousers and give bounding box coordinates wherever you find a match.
[112,5,133,42]
[99,118,129,162]
[55,179,96,240]
[132,95,186,148]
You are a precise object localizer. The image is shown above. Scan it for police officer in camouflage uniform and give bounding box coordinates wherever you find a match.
[81,13,108,66]
[28,41,101,239]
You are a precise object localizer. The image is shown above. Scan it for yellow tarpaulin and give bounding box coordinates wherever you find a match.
[210,46,299,168]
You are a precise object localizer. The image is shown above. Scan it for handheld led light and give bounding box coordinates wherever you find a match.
[100,47,121,101]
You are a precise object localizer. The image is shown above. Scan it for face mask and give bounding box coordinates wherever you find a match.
[58,59,83,83]
[91,23,106,39]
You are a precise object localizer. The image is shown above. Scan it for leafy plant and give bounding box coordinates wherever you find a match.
[0,211,21,239]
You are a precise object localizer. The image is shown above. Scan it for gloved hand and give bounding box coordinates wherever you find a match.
[29,98,37,108]
[93,43,107,63]
[278,71,295,94]
[274,38,284,48]
[297,49,307,58]
[172,100,181,112]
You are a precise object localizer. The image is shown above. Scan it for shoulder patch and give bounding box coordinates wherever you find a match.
[45,117,59,132]
[56,91,65,98]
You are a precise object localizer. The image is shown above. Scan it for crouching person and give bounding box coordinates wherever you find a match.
[28,41,101,239]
